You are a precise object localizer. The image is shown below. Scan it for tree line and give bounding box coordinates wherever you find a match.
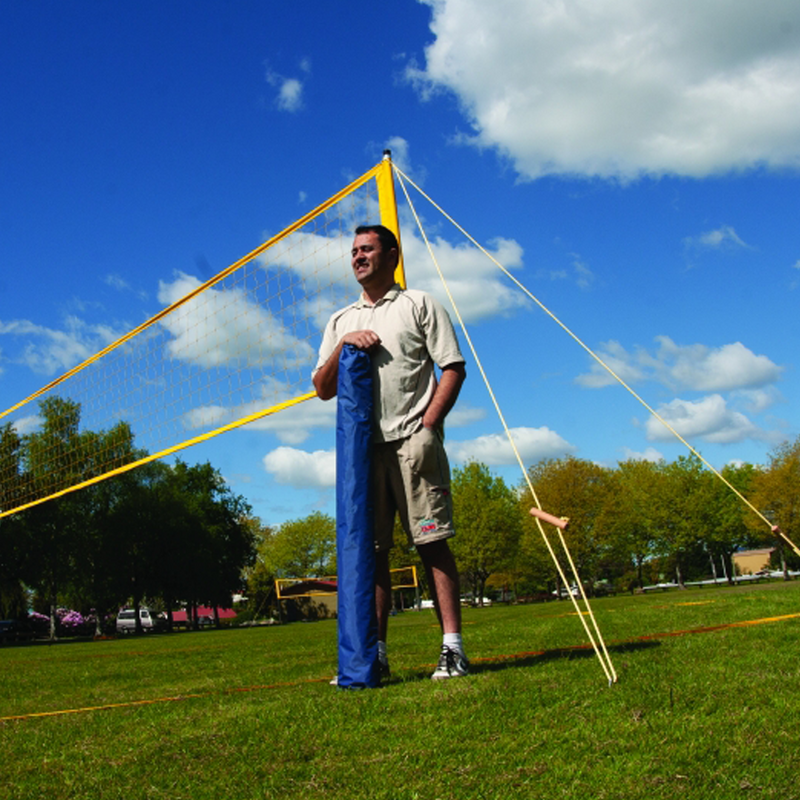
[244,437,800,615]
[3,394,798,632]
[0,397,256,637]
[454,438,800,602]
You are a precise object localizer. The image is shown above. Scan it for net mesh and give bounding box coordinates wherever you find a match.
[0,163,390,517]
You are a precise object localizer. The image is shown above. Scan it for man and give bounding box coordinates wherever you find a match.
[312,224,468,680]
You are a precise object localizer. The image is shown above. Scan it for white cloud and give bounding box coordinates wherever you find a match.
[244,396,335,444]
[183,392,335,445]
[0,316,120,376]
[104,274,131,292]
[684,225,751,250]
[259,223,531,327]
[409,0,800,179]
[570,253,595,290]
[277,79,303,112]
[791,260,800,289]
[265,61,309,113]
[258,230,354,332]
[731,387,782,414]
[157,271,316,370]
[620,446,663,463]
[401,231,529,322]
[645,394,766,444]
[576,337,782,391]
[575,340,647,388]
[263,446,336,488]
[385,136,412,174]
[536,251,594,290]
[104,273,148,300]
[446,404,486,427]
[11,414,42,435]
[447,426,576,465]
[656,337,782,391]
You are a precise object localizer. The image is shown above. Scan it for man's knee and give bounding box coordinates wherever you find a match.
[418,538,456,568]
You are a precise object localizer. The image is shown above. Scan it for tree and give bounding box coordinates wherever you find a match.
[1,391,259,633]
[450,461,520,604]
[98,458,173,633]
[20,397,86,639]
[597,458,662,590]
[650,455,716,587]
[387,518,423,609]
[747,437,800,576]
[66,423,139,635]
[244,523,279,620]
[179,461,255,617]
[0,423,26,618]
[519,457,613,597]
[705,462,759,583]
[128,460,255,630]
[261,511,336,579]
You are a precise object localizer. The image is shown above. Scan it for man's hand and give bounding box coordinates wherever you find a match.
[342,330,381,352]
[313,330,381,400]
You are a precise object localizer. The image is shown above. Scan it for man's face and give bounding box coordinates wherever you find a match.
[351,232,395,288]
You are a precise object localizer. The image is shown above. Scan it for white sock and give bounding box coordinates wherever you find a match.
[443,632,464,654]
[378,641,388,661]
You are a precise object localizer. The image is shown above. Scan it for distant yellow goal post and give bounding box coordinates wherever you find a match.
[275,565,419,600]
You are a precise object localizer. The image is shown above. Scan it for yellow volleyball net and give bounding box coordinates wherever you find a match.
[0,156,403,519]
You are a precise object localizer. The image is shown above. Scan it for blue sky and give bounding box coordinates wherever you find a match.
[2,0,799,529]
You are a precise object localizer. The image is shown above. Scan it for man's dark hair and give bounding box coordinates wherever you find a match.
[354,224,399,255]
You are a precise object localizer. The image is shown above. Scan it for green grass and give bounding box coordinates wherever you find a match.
[2,581,800,800]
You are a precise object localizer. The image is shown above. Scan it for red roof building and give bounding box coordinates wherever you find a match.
[171,606,237,623]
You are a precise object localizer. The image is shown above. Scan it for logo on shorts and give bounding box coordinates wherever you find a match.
[419,519,437,535]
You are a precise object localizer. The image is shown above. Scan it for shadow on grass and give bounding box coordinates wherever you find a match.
[390,639,661,684]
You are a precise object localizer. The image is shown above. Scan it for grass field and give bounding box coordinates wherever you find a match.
[2,581,799,800]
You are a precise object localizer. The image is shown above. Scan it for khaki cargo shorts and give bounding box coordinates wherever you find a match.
[373,426,455,552]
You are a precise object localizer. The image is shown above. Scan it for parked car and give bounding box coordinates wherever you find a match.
[0,618,37,644]
[115,608,165,634]
[552,586,581,598]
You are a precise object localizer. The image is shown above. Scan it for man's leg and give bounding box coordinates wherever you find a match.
[419,539,468,679]
[418,539,461,634]
[375,548,392,643]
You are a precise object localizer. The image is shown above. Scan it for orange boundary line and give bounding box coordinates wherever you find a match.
[469,611,800,666]
[0,678,330,723]
[3,611,798,723]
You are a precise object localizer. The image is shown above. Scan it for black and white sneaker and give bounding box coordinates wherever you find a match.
[431,645,469,679]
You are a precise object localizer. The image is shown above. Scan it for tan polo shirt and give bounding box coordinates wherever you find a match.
[313,285,465,443]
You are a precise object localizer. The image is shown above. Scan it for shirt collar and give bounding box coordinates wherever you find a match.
[355,283,403,308]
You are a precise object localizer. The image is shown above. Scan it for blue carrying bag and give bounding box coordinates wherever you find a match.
[335,344,379,688]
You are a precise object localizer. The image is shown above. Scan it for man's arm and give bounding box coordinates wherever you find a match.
[422,363,466,430]
[312,329,382,400]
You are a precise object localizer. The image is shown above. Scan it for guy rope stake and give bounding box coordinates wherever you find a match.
[530,505,618,686]
[529,507,570,530]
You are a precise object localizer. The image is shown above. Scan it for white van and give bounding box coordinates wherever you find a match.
[115,608,164,634]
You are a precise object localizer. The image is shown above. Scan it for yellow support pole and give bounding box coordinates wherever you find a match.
[376,151,406,288]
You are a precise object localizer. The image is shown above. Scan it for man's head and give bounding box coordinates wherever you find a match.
[351,224,399,295]
[354,224,399,255]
